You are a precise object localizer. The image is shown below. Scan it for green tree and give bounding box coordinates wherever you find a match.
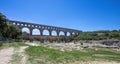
[109,32,119,39]
[76,30,120,40]
[5,22,22,39]
[0,12,22,40]
[0,13,8,38]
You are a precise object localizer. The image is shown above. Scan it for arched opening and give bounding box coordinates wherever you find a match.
[59,31,65,42]
[13,23,16,25]
[32,29,40,41]
[25,24,27,26]
[76,33,79,35]
[21,27,30,40]
[59,31,64,36]
[17,23,20,26]
[72,32,75,35]
[52,30,57,36]
[43,30,49,42]
[28,25,31,27]
[22,27,30,34]
[43,30,49,36]
[67,32,70,36]
[32,29,40,35]
[52,30,57,42]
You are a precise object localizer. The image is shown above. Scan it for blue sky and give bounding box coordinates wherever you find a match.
[0,0,120,32]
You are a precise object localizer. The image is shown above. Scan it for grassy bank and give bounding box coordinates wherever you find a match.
[0,42,28,49]
[25,46,120,64]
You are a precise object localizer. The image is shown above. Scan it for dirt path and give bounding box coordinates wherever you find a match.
[0,46,28,64]
[19,46,28,64]
[9,46,28,64]
[0,47,14,64]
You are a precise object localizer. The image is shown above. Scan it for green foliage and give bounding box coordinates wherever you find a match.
[6,22,21,39]
[80,42,83,45]
[117,44,120,48]
[76,30,120,40]
[0,13,8,39]
[0,12,22,40]
[94,30,110,33]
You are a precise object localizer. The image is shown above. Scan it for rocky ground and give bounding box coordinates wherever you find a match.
[0,42,120,64]
[42,43,84,51]
[36,42,120,52]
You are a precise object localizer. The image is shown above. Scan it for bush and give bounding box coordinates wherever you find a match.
[80,42,83,45]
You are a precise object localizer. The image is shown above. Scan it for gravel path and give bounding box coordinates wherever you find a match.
[0,48,14,64]
[0,46,28,64]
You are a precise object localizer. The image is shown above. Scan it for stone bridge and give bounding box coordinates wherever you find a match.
[9,20,82,43]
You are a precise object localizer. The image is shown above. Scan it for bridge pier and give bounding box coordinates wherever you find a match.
[57,31,60,43]
[29,29,33,42]
[48,30,53,43]
[40,30,44,43]
[48,36,52,43]
[64,32,67,42]
[40,36,44,43]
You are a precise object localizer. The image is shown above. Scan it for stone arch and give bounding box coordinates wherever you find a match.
[21,24,24,26]
[32,25,34,27]
[21,27,30,40]
[52,30,57,36]
[32,29,40,35]
[28,25,31,27]
[17,23,20,26]
[25,24,27,26]
[21,27,30,34]
[76,33,79,35]
[67,32,70,36]
[43,29,49,35]
[59,31,65,36]
[13,22,16,25]
[72,32,75,35]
